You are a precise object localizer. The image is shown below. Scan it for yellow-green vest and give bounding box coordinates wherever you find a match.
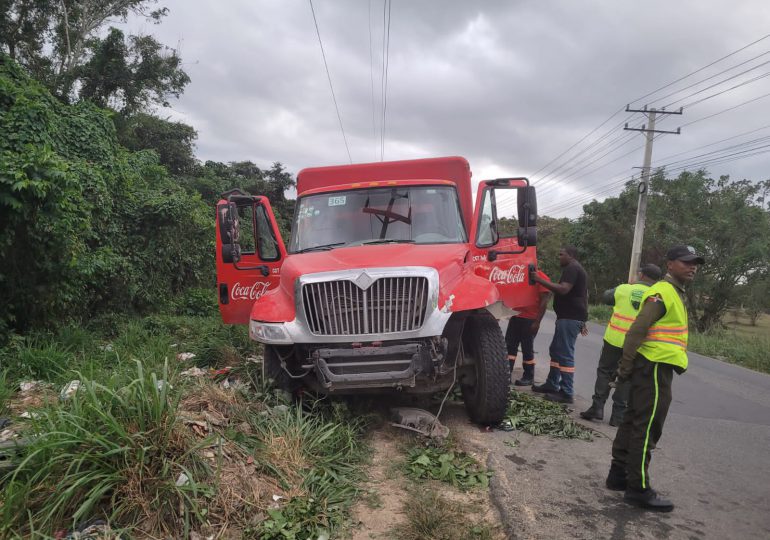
[604,283,650,348]
[637,281,689,370]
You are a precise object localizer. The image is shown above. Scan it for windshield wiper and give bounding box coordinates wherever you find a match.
[361,239,415,245]
[296,242,347,253]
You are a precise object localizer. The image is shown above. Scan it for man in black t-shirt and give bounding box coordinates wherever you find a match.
[529,246,588,404]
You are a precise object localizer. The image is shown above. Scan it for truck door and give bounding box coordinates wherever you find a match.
[216,193,287,324]
[469,179,539,313]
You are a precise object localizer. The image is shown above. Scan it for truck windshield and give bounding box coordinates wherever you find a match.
[289,185,467,253]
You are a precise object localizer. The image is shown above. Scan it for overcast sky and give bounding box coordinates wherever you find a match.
[123,0,770,216]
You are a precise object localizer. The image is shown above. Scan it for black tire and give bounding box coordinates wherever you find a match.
[263,345,301,394]
[460,313,510,425]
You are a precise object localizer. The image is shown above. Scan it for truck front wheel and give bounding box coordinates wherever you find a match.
[460,314,509,425]
[263,345,301,394]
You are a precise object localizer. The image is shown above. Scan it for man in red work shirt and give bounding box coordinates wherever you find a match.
[506,270,552,386]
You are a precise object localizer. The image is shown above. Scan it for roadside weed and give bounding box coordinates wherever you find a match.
[0,360,209,537]
[405,444,492,490]
[390,487,497,540]
[246,401,371,538]
[504,391,593,440]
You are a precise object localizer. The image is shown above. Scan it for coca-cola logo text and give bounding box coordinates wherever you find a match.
[489,265,526,284]
[231,281,272,301]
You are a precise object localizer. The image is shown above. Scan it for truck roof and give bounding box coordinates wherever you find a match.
[296,156,473,234]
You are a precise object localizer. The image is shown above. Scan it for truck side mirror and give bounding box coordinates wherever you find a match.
[517,226,537,247]
[517,186,537,227]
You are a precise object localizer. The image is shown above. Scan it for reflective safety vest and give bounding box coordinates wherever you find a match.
[637,281,689,371]
[604,283,650,348]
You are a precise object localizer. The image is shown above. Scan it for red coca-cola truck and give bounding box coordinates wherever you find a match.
[215,156,538,424]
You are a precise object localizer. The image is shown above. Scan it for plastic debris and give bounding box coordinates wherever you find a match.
[19,411,40,420]
[19,381,44,393]
[175,473,190,487]
[180,367,207,378]
[98,343,114,352]
[155,380,172,392]
[176,352,196,362]
[60,380,81,401]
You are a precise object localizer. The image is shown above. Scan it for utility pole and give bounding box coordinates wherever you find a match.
[624,105,682,282]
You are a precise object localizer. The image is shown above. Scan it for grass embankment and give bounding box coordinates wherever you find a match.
[0,314,370,538]
[588,305,770,374]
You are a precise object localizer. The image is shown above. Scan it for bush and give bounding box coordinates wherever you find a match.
[0,55,214,334]
[0,361,210,537]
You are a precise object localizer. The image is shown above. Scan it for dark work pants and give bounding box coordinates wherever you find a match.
[611,354,674,491]
[591,341,629,420]
[505,317,536,378]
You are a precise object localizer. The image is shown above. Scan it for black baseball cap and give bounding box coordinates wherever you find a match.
[639,263,662,280]
[666,245,705,264]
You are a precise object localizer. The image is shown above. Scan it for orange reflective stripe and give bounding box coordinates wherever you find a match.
[609,324,629,334]
[523,360,536,365]
[649,325,687,333]
[559,366,575,373]
[507,355,517,361]
[550,361,560,368]
[647,332,687,344]
[646,338,686,349]
[612,313,636,323]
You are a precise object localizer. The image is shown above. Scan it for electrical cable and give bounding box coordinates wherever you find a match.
[309,0,352,163]
[369,0,377,161]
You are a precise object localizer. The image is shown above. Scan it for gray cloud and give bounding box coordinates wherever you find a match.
[124,0,770,216]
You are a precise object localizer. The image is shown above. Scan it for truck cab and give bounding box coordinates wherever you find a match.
[215,156,538,424]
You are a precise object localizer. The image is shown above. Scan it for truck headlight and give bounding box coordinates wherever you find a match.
[249,320,292,344]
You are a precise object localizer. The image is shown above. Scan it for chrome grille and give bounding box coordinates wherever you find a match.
[302,277,429,336]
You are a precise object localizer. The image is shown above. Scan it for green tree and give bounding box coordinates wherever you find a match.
[115,112,198,174]
[535,215,573,283]
[0,1,186,111]
[646,171,770,331]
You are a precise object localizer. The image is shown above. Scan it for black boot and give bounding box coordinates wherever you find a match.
[605,465,627,491]
[544,390,574,404]
[532,382,559,394]
[624,488,674,512]
[514,368,534,386]
[580,404,604,421]
[609,413,624,427]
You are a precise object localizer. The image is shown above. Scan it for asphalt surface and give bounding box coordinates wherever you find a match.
[445,312,770,539]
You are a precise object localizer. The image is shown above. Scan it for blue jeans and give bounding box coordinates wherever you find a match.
[545,318,583,396]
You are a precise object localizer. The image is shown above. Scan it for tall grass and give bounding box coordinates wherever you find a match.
[587,304,770,374]
[587,304,613,324]
[0,370,10,417]
[0,361,210,537]
[245,401,371,539]
[689,330,770,374]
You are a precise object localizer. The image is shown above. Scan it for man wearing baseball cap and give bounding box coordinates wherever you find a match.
[605,244,704,512]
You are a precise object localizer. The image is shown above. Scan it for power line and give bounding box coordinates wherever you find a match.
[679,71,770,109]
[527,107,625,179]
[380,0,392,161]
[653,123,770,164]
[542,139,770,216]
[681,90,770,128]
[309,0,352,164]
[629,32,770,106]
[529,34,770,193]
[649,50,770,108]
[368,0,377,161]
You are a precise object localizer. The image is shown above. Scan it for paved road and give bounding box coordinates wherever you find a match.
[455,312,770,539]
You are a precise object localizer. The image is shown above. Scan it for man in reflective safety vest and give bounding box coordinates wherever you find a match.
[580,264,662,426]
[606,245,704,512]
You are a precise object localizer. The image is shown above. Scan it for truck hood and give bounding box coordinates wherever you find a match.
[280,243,470,300]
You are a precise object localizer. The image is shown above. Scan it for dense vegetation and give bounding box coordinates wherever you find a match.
[534,174,770,331]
